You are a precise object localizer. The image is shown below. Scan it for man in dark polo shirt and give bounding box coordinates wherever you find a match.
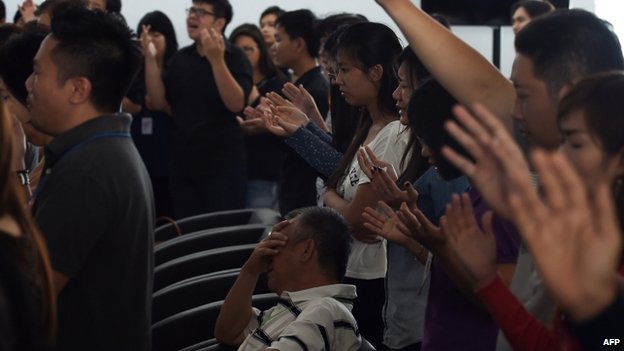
[145,0,253,219]
[26,6,153,351]
[274,9,329,215]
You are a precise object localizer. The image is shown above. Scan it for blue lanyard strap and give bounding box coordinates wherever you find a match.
[29,132,131,208]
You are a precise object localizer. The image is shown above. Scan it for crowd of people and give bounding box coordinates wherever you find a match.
[0,0,622,350]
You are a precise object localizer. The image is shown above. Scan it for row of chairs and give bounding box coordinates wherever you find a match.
[152,209,282,351]
[150,208,376,351]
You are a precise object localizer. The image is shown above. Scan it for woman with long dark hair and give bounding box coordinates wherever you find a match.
[0,98,56,350]
[230,23,287,209]
[321,22,404,349]
[132,10,178,218]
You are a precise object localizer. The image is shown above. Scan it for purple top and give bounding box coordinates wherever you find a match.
[422,188,521,351]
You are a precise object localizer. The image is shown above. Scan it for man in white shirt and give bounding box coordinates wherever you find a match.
[215,207,361,351]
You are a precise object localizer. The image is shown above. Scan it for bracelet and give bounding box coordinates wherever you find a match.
[16,169,30,186]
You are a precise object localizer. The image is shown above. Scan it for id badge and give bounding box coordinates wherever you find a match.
[141,117,153,135]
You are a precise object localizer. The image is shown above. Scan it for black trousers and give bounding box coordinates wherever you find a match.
[344,277,385,350]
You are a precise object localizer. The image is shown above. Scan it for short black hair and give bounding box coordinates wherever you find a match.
[137,10,178,64]
[35,0,86,17]
[557,71,624,232]
[260,5,285,21]
[0,23,20,46]
[315,13,368,41]
[0,26,48,106]
[408,79,469,180]
[105,0,121,13]
[193,0,233,32]
[511,0,555,19]
[276,9,319,58]
[515,9,624,98]
[288,207,352,282]
[50,5,141,112]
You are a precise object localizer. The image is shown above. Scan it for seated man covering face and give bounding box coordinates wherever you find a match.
[215,207,361,351]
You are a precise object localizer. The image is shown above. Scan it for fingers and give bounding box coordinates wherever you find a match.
[362,206,387,230]
[398,202,422,234]
[357,149,374,179]
[405,183,419,208]
[532,150,568,212]
[282,82,300,101]
[142,24,151,35]
[593,181,621,244]
[364,146,382,165]
[441,145,477,178]
[266,92,290,107]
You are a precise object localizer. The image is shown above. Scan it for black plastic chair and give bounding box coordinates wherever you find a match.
[152,268,270,323]
[155,224,270,266]
[155,208,281,242]
[152,293,279,351]
[153,244,255,291]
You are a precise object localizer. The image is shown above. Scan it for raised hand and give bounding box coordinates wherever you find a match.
[442,193,497,290]
[19,0,37,23]
[140,25,158,60]
[236,106,269,135]
[362,201,412,246]
[443,103,530,220]
[242,221,290,276]
[397,201,446,250]
[265,91,295,108]
[200,27,225,64]
[508,150,622,322]
[356,146,408,207]
[281,83,326,130]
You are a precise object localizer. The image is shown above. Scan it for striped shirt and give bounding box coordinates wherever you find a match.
[239,284,361,351]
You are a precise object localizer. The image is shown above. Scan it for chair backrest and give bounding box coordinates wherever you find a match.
[152,268,270,323]
[155,224,270,266]
[152,293,279,351]
[155,208,281,242]
[153,244,256,291]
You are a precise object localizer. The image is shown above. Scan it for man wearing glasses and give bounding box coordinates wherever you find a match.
[145,0,253,219]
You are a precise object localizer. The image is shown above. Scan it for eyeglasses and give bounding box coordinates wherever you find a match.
[185,7,216,17]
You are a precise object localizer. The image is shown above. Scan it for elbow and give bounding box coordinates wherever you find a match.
[145,95,166,112]
[214,322,235,345]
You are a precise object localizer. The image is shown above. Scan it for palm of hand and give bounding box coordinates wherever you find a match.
[362,204,410,246]
[443,194,497,288]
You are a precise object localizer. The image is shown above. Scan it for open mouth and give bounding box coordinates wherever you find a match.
[187,22,199,31]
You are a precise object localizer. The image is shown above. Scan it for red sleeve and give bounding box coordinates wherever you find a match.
[476,275,559,351]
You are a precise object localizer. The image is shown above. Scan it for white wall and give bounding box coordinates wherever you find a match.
[3,0,422,47]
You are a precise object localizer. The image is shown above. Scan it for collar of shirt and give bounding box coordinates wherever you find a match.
[281,284,357,305]
[44,114,131,168]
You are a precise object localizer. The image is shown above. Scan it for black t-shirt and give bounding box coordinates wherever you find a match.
[279,66,330,215]
[163,42,253,176]
[33,115,154,351]
[246,74,289,181]
[128,67,172,178]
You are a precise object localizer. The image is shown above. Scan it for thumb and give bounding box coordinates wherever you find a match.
[405,183,419,208]
[415,209,437,234]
